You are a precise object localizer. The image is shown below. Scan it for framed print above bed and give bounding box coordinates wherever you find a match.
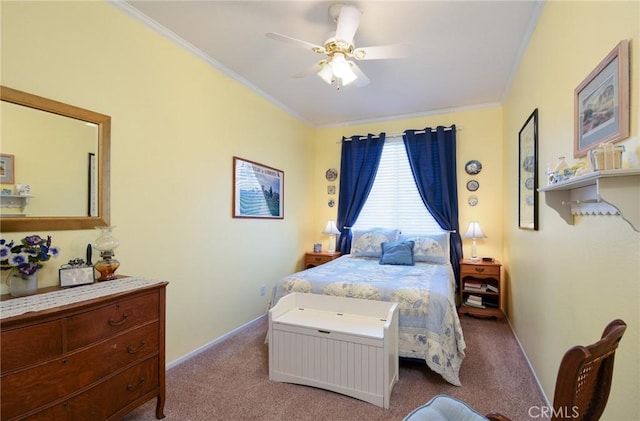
[518,109,538,230]
[574,39,629,158]
[233,156,284,219]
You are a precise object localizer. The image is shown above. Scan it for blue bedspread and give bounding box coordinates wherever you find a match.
[270,254,466,386]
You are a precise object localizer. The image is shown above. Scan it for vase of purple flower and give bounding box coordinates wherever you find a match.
[1,235,60,297]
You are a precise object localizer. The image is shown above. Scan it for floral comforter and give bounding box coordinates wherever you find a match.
[269,254,466,386]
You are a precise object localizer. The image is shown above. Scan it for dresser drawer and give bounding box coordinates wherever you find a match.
[0,320,63,373]
[460,264,500,277]
[65,291,159,350]
[1,323,159,420]
[66,356,159,421]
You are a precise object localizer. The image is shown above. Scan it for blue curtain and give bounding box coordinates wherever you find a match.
[403,126,462,284]
[336,133,385,254]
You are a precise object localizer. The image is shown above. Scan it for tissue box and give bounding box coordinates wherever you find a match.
[589,145,624,170]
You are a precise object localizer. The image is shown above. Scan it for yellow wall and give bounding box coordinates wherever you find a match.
[1,1,316,362]
[503,1,639,420]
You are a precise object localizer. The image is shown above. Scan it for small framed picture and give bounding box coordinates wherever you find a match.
[0,153,15,184]
[574,40,629,157]
[59,265,95,287]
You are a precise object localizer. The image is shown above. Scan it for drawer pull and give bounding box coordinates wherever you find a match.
[108,313,129,326]
[62,358,68,366]
[475,267,485,273]
[127,341,147,354]
[127,376,146,392]
[318,330,331,334]
[315,257,322,261]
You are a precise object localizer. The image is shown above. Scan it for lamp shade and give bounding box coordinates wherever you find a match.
[462,221,487,239]
[322,220,340,235]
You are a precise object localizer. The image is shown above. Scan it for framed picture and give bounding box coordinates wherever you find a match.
[574,40,629,158]
[519,109,538,230]
[0,153,15,184]
[233,156,284,219]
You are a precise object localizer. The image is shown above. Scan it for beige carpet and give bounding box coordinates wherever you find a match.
[122,315,548,421]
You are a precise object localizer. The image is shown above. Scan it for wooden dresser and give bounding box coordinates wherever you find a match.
[0,279,168,421]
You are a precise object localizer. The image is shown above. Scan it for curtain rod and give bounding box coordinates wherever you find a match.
[339,126,460,142]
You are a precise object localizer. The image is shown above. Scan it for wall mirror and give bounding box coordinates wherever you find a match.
[0,86,110,232]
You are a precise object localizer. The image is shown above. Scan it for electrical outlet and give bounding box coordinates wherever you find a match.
[260,284,266,296]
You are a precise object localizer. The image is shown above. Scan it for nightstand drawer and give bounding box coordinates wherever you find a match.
[461,264,500,277]
[305,255,333,265]
[304,252,340,268]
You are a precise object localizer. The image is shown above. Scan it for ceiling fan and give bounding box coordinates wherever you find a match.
[266,3,407,89]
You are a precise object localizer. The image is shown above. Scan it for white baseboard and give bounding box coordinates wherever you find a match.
[504,315,552,408]
[166,313,267,370]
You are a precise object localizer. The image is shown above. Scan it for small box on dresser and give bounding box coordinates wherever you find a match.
[0,278,168,421]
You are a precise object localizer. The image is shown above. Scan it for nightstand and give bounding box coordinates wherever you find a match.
[304,251,341,269]
[459,259,503,320]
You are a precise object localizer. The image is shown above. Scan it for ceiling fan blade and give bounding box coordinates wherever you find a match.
[265,32,326,54]
[292,61,325,79]
[349,61,370,87]
[352,44,409,60]
[334,5,361,45]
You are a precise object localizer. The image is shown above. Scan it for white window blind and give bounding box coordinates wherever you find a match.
[353,138,444,234]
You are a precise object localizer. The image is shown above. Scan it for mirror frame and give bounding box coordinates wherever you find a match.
[0,86,111,232]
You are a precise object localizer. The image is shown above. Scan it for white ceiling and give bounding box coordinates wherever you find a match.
[117,1,543,128]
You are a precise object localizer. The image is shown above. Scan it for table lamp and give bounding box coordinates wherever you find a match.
[462,221,487,261]
[322,220,340,253]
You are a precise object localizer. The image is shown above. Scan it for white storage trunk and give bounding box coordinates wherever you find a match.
[268,292,399,408]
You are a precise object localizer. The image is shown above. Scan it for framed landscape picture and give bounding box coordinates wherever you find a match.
[233,156,284,219]
[574,40,629,158]
[518,109,538,230]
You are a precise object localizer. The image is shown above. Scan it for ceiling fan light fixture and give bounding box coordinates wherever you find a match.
[317,63,335,84]
[329,52,350,78]
[339,65,358,86]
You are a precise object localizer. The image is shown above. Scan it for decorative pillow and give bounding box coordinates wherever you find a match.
[398,232,450,264]
[380,241,415,266]
[350,228,399,258]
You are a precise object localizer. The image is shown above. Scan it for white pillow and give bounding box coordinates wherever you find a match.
[398,232,450,264]
[350,228,399,258]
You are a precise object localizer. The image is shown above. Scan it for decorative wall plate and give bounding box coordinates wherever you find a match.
[465,160,482,175]
[468,195,478,206]
[328,199,335,207]
[325,168,338,181]
[327,185,336,195]
[466,179,479,192]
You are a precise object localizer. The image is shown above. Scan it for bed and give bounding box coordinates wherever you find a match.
[268,229,466,386]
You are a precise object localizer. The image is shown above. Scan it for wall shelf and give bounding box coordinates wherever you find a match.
[538,169,640,231]
[0,195,34,214]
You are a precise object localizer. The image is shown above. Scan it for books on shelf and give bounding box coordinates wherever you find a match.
[463,280,499,293]
[486,284,499,293]
[464,294,485,308]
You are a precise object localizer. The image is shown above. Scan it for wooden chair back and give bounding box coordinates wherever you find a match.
[551,319,627,421]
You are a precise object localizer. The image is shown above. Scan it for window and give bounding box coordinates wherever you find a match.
[353,138,444,233]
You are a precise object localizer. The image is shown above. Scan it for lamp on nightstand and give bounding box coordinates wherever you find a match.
[322,220,340,253]
[462,221,487,261]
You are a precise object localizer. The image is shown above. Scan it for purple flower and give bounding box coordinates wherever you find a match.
[17,263,38,277]
[0,235,59,273]
[23,235,45,246]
